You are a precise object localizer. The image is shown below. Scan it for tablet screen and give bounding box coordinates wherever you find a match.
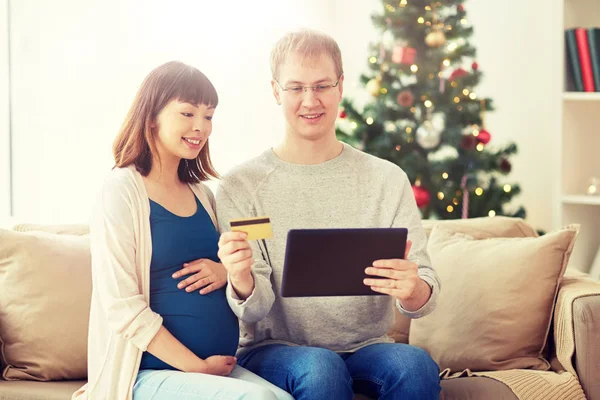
[281,228,408,297]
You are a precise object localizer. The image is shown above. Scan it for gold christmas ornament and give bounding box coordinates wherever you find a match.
[366,78,382,97]
[416,120,442,149]
[425,28,447,48]
[425,4,446,48]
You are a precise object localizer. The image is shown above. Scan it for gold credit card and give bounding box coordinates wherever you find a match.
[229,216,273,240]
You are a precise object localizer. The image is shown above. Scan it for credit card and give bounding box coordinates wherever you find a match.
[229,216,273,240]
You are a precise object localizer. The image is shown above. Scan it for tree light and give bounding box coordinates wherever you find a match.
[366,117,374,125]
[369,57,377,64]
[475,188,483,196]
[442,172,449,179]
[488,210,496,217]
[503,185,512,193]
[411,64,419,73]
[447,205,454,212]
[437,192,445,200]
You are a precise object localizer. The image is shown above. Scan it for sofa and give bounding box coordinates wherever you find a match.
[0,217,599,400]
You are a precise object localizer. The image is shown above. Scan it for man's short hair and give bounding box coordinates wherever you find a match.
[270,28,344,81]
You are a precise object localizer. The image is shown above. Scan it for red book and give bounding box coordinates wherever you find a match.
[575,28,596,92]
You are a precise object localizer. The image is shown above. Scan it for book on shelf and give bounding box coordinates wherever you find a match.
[565,27,600,92]
[588,28,600,92]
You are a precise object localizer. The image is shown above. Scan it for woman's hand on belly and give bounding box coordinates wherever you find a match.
[192,355,237,376]
[172,259,227,295]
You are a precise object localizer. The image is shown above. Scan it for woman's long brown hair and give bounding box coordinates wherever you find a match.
[113,61,220,182]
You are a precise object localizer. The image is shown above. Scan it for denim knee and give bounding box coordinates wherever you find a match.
[392,346,440,397]
[408,347,439,380]
[290,347,351,390]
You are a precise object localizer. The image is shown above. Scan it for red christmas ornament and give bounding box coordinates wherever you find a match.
[461,134,478,150]
[449,68,468,81]
[397,90,415,107]
[339,110,347,119]
[472,62,479,71]
[499,158,512,173]
[412,185,431,208]
[477,129,491,144]
[392,46,417,65]
[458,4,464,12]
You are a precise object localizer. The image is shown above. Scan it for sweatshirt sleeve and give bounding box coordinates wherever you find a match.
[392,170,441,319]
[215,184,275,324]
[89,174,162,351]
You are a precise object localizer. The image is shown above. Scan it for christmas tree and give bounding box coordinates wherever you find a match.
[337,0,525,220]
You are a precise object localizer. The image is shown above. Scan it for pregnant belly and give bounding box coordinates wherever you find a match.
[140,288,239,370]
[161,313,239,358]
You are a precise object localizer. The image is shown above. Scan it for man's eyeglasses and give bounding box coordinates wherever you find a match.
[275,76,342,96]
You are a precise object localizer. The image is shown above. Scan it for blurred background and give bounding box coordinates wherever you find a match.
[0,0,555,231]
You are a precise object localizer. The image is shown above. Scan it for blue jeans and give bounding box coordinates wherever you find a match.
[133,365,295,400]
[237,343,441,400]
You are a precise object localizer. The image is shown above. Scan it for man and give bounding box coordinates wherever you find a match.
[216,29,441,400]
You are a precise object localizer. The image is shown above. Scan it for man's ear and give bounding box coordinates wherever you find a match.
[337,74,345,102]
[271,80,281,105]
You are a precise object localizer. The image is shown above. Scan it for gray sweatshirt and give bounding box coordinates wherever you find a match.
[216,143,440,354]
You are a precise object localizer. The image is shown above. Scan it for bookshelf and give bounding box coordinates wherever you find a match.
[556,0,600,273]
[563,92,600,101]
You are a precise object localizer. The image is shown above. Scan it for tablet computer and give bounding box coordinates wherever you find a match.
[280,228,408,297]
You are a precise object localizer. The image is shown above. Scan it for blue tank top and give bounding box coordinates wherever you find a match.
[139,195,239,371]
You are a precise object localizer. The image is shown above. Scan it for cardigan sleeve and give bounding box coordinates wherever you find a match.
[89,172,162,351]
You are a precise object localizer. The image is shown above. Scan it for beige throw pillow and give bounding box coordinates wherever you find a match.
[0,229,91,380]
[11,223,89,236]
[388,217,538,344]
[421,216,538,239]
[409,225,578,372]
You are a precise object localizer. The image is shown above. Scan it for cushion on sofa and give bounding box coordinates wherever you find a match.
[0,229,91,381]
[0,379,86,400]
[388,217,538,344]
[11,224,89,236]
[421,216,538,239]
[409,225,578,372]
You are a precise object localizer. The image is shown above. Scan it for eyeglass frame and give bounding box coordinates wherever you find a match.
[274,75,343,95]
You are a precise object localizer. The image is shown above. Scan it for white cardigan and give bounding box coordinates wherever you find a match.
[73,165,217,400]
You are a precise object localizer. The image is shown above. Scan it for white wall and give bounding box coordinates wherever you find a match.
[8,0,336,223]
[0,0,10,224]
[6,0,556,231]
[467,0,555,231]
[334,0,555,231]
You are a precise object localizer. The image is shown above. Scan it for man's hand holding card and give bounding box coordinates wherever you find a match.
[215,216,273,300]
